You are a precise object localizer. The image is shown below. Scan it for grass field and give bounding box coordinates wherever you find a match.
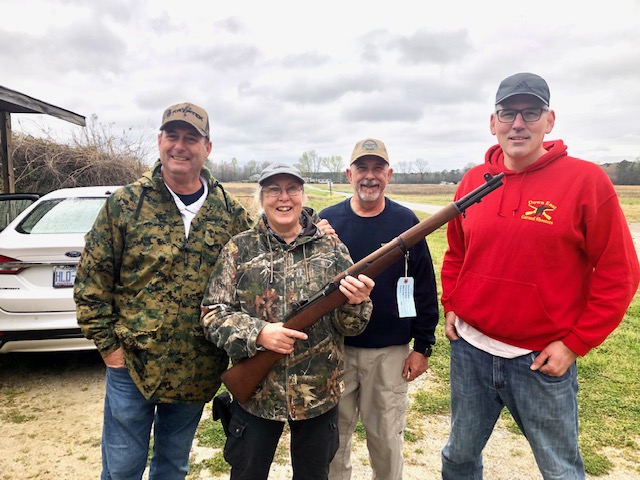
[213,182,640,477]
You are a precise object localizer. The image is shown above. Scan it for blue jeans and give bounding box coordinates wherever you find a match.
[442,338,585,480]
[101,367,205,480]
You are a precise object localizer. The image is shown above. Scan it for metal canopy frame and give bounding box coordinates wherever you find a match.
[0,85,86,193]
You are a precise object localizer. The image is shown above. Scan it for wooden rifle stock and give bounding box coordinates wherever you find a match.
[220,172,505,404]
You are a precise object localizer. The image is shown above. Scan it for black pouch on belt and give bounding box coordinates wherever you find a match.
[212,391,233,436]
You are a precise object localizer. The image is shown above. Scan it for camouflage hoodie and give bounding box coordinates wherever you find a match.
[201,208,372,421]
[74,161,252,403]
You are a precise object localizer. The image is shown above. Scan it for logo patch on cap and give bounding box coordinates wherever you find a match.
[160,102,209,138]
[350,137,389,164]
[171,104,205,122]
[362,140,379,151]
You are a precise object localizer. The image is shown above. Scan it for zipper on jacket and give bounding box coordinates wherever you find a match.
[134,187,151,220]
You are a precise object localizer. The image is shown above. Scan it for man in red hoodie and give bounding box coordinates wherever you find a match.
[440,72,640,479]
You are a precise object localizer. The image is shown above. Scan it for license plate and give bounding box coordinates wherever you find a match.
[53,265,77,288]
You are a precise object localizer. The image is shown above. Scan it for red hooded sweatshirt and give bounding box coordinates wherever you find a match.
[441,140,640,356]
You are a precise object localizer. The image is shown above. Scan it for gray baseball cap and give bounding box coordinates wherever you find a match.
[258,163,305,185]
[495,73,550,106]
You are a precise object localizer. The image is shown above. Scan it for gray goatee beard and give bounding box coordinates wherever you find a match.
[356,182,381,203]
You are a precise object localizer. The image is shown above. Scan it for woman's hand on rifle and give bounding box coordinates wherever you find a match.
[257,322,308,354]
[340,274,375,305]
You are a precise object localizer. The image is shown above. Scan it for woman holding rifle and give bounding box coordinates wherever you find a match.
[200,163,374,480]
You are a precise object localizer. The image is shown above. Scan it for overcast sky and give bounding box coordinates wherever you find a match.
[2,0,639,172]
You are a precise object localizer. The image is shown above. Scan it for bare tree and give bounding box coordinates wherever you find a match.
[396,161,413,183]
[397,161,413,174]
[322,155,344,182]
[296,151,314,180]
[414,158,429,183]
[309,150,322,182]
[244,159,258,177]
[463,162,477,173]
[230,157,238,181]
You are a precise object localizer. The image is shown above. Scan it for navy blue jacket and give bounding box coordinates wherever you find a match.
[320,197,438,353]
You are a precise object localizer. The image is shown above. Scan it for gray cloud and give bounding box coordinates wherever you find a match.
[215,16,246,35]
[47,22,127,73]
[391,28,473,65]
[186,43,263,70]
[343,94,424,123]
[357,28,472,65]
[281,51,332,68]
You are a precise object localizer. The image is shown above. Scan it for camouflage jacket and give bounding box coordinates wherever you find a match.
[74,161,252,403]
[201,209,372,421]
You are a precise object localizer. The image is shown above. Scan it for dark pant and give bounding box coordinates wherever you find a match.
[224,403,339,480]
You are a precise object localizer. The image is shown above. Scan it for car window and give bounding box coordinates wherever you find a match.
[15,197,106,234]
[0,194,40,231]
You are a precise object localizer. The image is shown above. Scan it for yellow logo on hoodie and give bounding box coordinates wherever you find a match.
[522,200,556,225]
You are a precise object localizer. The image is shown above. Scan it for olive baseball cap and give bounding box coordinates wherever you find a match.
[160,102,210,138]
[495,73,550,106]
[258,163,305,185]
[350,138,389,165]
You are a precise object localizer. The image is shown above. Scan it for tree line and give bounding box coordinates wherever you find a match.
[210,149,640,186]
[600,160,640,185]
[5,122,639,194]
[209,149,472,184]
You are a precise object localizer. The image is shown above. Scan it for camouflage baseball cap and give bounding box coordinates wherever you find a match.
[160,102,210,138]
[350,138,389,165]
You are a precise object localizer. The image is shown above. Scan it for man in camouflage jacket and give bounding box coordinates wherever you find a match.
[75,161,250,400]
[201,208,372,421]
[74,102,252,480]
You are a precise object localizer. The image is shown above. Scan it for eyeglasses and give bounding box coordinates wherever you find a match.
[262,185,304,198]
[495,107,548,123]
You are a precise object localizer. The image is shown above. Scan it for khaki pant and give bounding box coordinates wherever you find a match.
[329,344,409,480]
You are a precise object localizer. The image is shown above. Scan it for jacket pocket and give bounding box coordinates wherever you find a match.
[223,412,248,466]
[450,272,556,341]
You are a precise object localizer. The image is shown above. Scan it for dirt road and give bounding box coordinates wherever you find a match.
[1,351,638,479]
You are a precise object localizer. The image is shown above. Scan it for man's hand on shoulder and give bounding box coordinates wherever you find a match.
[316,218,338,238]
[530,340,578,377]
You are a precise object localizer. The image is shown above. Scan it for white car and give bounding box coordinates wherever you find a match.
[0,186,120,353]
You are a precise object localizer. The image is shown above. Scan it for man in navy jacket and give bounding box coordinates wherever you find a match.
[321,138,439,480]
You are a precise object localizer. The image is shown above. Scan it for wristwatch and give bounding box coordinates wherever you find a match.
[419,345,433,357]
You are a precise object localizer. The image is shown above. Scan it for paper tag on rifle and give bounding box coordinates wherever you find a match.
[397,277,417,318]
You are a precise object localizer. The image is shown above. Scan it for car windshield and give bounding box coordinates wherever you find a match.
[15,197,105,234]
